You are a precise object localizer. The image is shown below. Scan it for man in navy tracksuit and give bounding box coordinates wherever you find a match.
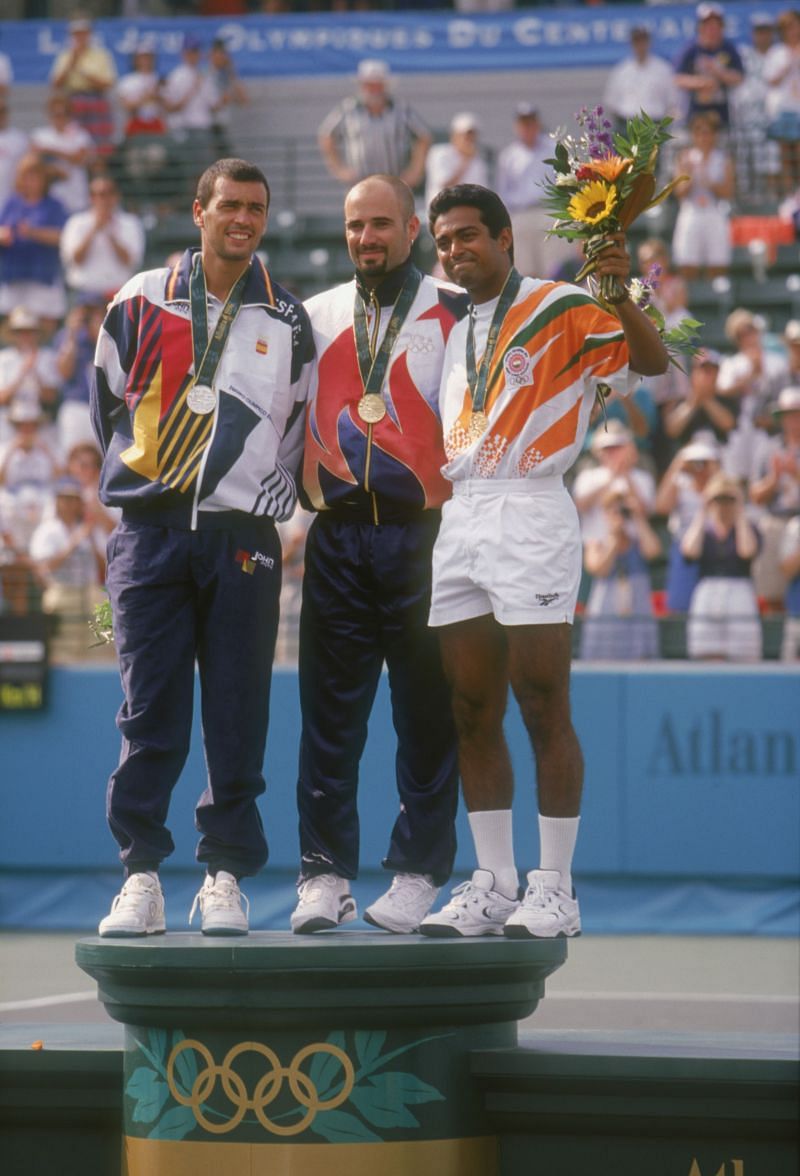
[291,174,469,934]
[91,158,313,937]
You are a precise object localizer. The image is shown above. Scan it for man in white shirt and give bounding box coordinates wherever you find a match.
[603,25,679,131]
[495,104,572,281]
[162,34,219,203]
[60,176,145,303]
[425,112,489,209]
[30,92,94,215]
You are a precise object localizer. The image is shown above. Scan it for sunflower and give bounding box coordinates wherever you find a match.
[587,155,632,183]
[568,181,618,226]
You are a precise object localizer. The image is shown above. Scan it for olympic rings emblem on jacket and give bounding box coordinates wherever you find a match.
[166,1039,355,1135]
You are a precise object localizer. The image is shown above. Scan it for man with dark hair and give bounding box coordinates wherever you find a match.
[92,157,313,938]
[291,173,469,935]
[419,184,668,939]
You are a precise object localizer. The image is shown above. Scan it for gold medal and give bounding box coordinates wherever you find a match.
[187,383,216,415]
[357,394,387,424]
[468,410,489,441]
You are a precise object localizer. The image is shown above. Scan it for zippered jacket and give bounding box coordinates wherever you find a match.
[302,261,469,521]
[91,247,314,529]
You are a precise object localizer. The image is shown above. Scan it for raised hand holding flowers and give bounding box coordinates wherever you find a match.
[542,106,685,305]
[542,106,701,367]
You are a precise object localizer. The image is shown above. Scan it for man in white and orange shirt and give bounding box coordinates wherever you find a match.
[419,184,668,940]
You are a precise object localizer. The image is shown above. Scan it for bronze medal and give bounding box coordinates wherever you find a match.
[357,393,387,424]
[187,383,216,415]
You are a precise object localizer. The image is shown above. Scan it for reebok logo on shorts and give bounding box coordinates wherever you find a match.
[536,592,560,606]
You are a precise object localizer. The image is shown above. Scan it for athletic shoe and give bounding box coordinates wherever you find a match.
[419,870,519,938]
[189,871,249,936]
[290,873,357,934]
[504,869,581,939]
[98,872,166,937]
[363,873,440,934]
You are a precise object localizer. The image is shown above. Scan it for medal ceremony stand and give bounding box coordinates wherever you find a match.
[65,932,798,1176]
[74,932,565,1175]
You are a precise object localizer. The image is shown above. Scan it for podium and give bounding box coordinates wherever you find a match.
[76,932,566,1175]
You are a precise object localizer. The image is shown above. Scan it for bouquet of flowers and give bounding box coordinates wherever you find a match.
[541,105,700,364]
[89,597,114,646]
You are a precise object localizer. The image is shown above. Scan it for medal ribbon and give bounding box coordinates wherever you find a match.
[465,267,522,415]
[353,267,423,398]
[189,254,251,390]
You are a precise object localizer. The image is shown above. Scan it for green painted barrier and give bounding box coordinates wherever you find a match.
[76,932,566,1175]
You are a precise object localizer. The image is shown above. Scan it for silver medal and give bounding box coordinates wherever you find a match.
[187,383,216,415]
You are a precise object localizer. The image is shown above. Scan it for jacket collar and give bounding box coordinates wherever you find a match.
[355,258,418,308]
[165,248,275,307]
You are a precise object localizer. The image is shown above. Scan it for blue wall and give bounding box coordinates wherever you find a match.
[2,667,798,917]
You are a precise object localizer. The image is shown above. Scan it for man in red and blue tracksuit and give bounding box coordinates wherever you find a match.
[91,158,313,938]
[290,174,469,935]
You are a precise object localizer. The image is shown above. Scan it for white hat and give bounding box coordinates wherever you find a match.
[681,439,719,463]
[774,386,800,413]
[696,3,724,21]
[8,400,42,424]
[8,306,39,331]
[591,420,633,451]
[784,319,800,343]
[357,59,390,83]
[451,112,479,134]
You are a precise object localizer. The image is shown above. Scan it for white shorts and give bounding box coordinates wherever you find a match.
[429,477,581,627]
[671,205,732,269]
[687,577,762,661]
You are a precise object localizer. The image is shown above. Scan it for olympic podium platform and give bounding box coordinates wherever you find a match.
[1,933,797,1176]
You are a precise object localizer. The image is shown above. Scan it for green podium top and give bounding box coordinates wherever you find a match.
[76,931,567,1031]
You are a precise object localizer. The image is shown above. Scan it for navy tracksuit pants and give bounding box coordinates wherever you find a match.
[105,516,281,877]
[297,512,458,886]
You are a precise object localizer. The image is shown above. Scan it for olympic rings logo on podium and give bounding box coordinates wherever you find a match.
[166,1039,355,1136]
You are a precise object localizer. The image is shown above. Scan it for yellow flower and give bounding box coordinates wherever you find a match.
[568,181,618,226]
[588,155,632,182]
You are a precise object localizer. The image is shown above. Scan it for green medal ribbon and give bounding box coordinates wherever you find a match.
[465,267,522,416]
[353,267,423,400]
[189,254,251,393]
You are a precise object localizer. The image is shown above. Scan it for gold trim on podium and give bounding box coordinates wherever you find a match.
[124,1134,499,1175]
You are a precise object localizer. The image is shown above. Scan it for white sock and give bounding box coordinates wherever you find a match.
[468,809,519,900]
[538,815,580,895]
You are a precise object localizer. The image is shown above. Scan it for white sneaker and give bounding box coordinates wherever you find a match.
[363,873,440,934]
[290,873,357,934]
[504,869,581,939]
[419,870,519,938]
[98,872,166,937]
[189,871,249,936]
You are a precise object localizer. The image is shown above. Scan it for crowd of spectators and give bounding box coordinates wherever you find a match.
[0,3,798,666]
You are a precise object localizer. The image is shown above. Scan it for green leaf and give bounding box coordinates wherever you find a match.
[349,1071,443,1130]
[148,1105,197,1141]
[376,1071,446,1105]
[354,1030,386,1069]
[126,1068,170,1124]
[311,1108,382,1144]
